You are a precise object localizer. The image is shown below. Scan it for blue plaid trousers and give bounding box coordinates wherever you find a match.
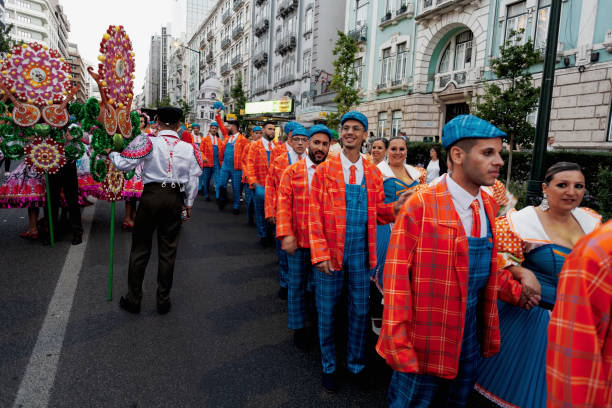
[287,248,313,329]
[219,168,243,210]
[253,185,269,238]
[200,167,215,198]
[244,183,254,221]
[275,238,288,288]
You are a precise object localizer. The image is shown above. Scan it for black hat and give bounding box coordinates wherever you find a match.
[155,107,183,125]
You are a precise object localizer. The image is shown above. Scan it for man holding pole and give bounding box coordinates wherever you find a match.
[108,107,203,315]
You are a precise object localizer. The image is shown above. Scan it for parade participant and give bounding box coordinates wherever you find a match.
[426,145,446,183]
[369,138,388,166]
[199,120,225,201]
[374,136,427,290]
[308,111,407,392]
[191,123,202,146]
[474,162,601,408]
[270,121,298,163]
[179,124,193,144]
[277,124,331,351]
[547,219,612,408]
[108,106,203,315]
[217,115,248,214]
[266,125,308,300]
[376,114,527,407]
[247,120,278,246]
[329,130,341,155]
[242,126,262,226]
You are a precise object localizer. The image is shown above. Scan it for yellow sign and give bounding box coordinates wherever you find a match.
[245,99,293,114]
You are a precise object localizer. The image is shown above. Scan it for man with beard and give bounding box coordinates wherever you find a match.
[308,111,408,393]
[266,125,308,300]
[247,121,278,246]
[277,124,331,351]
[242,126,263,225]
[217,116,248,213]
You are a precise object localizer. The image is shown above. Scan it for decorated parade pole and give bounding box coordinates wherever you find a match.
[44,173,55,246]
[108,201,115,300]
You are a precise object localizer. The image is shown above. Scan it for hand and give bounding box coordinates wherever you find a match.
[266,216,276,225]
[393,191,414,215]
[509,266,541,310]
[65,133,74,142]
[203,158,209,164]
[315,260,332,276]
[281,235,298,255]
[182,206,192,221]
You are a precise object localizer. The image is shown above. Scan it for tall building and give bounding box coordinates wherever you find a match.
[161,26,170,101]
[4,0,70,57]
[172,0,216,42]
[167,43,189,105]
[145,34,162,107]
[66,42,88,103]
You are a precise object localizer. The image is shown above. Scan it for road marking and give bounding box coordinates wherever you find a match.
[12,203,97,408]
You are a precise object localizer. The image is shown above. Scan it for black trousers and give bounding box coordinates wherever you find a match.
[47,161,83,237]
[126,183,183,305]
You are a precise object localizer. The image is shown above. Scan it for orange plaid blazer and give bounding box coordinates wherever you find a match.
[308,154,395,271]
[247,138,277,188]
[547,219,612,408]
[265,152,291,219]
[276,159,311,248]
[225,133,249,170]
[241,141,253,183]
[270,142,287,164]
[199,135,225,168]
[376,178,521,378]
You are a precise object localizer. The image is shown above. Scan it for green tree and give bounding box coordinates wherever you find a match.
[471,29,541,185]
[327,31,361,130]
[0,24,22,54]
[230,74,248,131]
[177,99,192,123]
[154,97,171,108]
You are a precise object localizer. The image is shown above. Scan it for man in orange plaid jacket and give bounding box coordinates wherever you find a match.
[547,219,612,408]
[308,111,409,393]
[242,126,262,226]
[377,115,526,407]
[277,124,332,352]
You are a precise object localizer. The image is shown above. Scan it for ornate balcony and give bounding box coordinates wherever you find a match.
[221,37,231,50]
[232,55,243,67]
[416,0,478,24]
[255,0,266,5]
[207,30,214,41]
[277,0,298,18]
[275,34,296,55]
[206,51,213,63]
[222,9,231,23]
[253,51,268,68]
[221,63,231,75]
[434,69,471,90]
[233,0,244,10]
[348,25,368,44]
[199,38,206,50]
[232,26,244,39]
[254,18,269,37]
[380,4,415,29]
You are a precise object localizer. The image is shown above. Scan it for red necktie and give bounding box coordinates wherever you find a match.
[349,165,357,185]
[470,199,481,238]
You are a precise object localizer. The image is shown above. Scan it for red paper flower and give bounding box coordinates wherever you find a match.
[24,138,66,174]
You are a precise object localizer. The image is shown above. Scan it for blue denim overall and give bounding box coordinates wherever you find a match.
[219,136,243,210]
[254,149,272,239]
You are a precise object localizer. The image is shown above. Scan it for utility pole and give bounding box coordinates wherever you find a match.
[526,0,563,204]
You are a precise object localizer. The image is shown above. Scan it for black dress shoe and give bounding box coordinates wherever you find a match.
[322,372,338,393]
[349,369,371,390]
[293,328,310,352]
[119,296,141,314]
[71,234,83,245]
[205,196,211,202]
[278,286,288,300]
[157,301,171,315]
[248,217,255,226]
[232,208,239,215]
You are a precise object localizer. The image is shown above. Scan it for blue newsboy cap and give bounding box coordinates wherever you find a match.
[284,121,301,134]
[441,114,507,149]
[341,111,368,132]
[191,123,200,128]
[210,121,218,127]
[291,126,308,138]
[212,101,225,111]
[252,126,262,132]
[308,124,332,139]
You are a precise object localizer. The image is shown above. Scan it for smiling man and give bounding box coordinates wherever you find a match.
[377,114,522,407]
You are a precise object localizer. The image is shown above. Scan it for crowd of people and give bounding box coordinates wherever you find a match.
[1,105,610,407]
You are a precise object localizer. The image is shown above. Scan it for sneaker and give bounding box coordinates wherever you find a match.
[322,372,338,393]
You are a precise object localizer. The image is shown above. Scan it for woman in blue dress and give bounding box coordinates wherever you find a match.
[474,162,601,408]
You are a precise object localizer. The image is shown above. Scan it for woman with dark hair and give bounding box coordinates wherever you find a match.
[426,145,446,183]
[474,162,602,408]
[370,138,389,166]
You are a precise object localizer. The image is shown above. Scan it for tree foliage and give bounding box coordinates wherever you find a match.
[0,24,22,54]
[230,74,248,131]
[327,31,360,130]
[471,29,541,184]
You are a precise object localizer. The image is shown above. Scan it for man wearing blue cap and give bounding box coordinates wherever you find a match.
[242,126,262,225]
[217,115,248,214]
[277,124,332,351]
[199,120,224,201]
[377,114,527,407]
[308,110,407,392]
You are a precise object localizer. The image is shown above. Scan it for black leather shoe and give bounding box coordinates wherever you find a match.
[322,372,338,393]
[157,301,171,315]
[71,234,82,245]
[278,286,288,300]
[293,328,310,352]
[119,296,141,314]
[232,208,239,215]
[349,369,371,390]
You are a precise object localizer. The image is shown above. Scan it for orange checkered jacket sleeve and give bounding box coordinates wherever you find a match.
[265,153,290,219]
[233,134,249,170]
[376,178,506,379]
[270,142,287,164]
[547,219,612,408]
[276,160,311,248]
[199,136,224,167]
[241,142,253,183]
[247,139,276,188]
[308,154,395,271]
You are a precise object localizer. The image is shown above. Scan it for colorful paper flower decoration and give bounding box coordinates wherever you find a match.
[98,25,135,110]
[24,138,66,174]
[0,43,72,107]
[102,159,125,201]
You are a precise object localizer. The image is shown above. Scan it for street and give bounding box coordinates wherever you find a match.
[0,192,390,408]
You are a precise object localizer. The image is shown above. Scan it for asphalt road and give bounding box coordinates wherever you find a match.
[1,189,392,408]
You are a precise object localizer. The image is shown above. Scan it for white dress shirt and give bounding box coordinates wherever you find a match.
[305,156,317,190]
[340,150,364,185]
[109,130,203,207]
[227,133,239,144]
[261,137,272,151]
[426,160,440,183]
[445,174,487,238]
[287,144,305,164]
[207,133,220,145]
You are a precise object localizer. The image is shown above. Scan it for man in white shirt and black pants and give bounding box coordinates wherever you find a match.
[109,107,203,315]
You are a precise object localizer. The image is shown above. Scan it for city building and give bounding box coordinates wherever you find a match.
[346,0,612,150]
[4,0,70,57]
[172,0,217,42]
[196,76,223,125]
[0,0,6,30]
[66,42,88,103]
[144,33,162,107]
[167,43,189,105]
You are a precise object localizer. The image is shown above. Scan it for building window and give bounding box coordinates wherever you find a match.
[534,0,551,51]
[505,1,527,44]
[274,64,280,84]
[356,0,368,28]
[353,57,363,88]
[395,42,408,81]
[380,47,392,84]
[377,111,388,138]
[436,30,474,88]
[303,50,311,74]
[453,31,472,71]
[391,110,402,138]
[304,7,313,33]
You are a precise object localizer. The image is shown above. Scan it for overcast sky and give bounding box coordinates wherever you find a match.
[60,0,174,95]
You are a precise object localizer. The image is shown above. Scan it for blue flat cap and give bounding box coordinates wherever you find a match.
[442,114,506,149]
[252,126,262,132]
[308,124,332,139]
[341,111,368,131]
[284,121,301,134]
[210,121,218,127]
[212,101,225,111]
[292,126,308,138]
[191,123,200,128]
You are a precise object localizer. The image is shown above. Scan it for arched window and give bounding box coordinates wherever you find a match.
[436,30,473,89]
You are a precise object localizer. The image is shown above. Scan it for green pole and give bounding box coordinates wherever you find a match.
[44,172,54,247]
[526,0,562,205]
[108,201,115,301]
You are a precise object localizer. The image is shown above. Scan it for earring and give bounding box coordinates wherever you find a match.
[540,193,549,211]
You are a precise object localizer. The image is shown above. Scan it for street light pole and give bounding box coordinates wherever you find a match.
[526,0,562,204]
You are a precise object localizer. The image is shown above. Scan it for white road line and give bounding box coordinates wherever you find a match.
[12,203,96,408]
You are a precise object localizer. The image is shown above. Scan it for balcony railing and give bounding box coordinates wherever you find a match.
[233,0,244,10]
[222,9,231,23]
[255,0,266,5]
[277,73,295,87]
[375,77,411,93]
[207,30,213,41]
[347,25,368,43]
[275,34,296,55]
[434,69,468,90]
[277,0,298,18]
[232,55,243,67]
[254,18,269,37]
[253,51,268,68]
[232,26,244,39]
[199,39,206,50]
[416,0,476,21]
[206,52,213,63]
[221,63,231,75]
[380,4,415,28]
[221,37,231,50]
